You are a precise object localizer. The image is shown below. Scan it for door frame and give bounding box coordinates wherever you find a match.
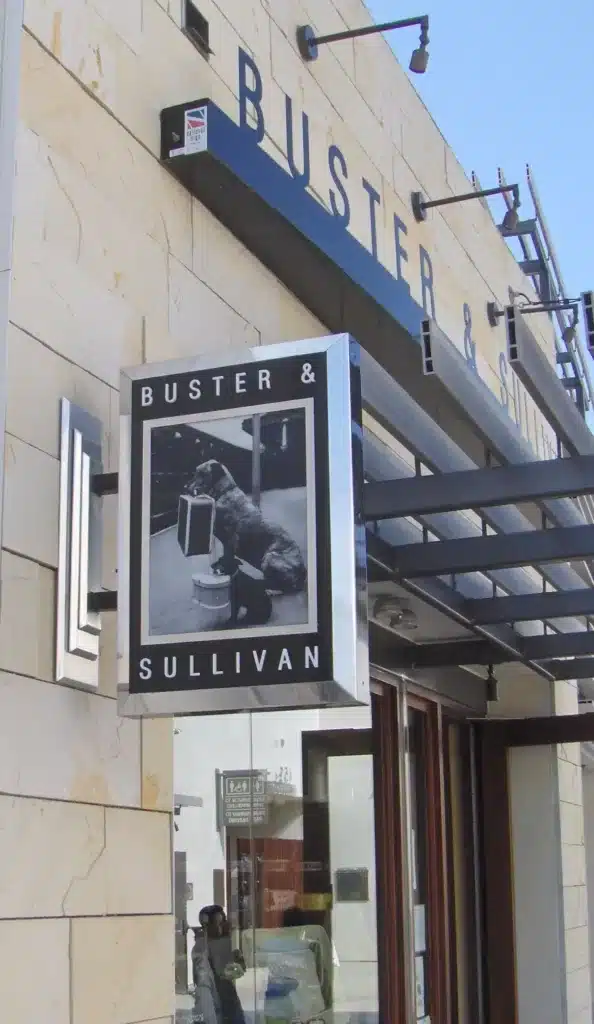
[477,709,594,1024]
[371,677,483,1024]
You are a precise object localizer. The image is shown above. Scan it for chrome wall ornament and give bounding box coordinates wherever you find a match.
[56,398,106,689]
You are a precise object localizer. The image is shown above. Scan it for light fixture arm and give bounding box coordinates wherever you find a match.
[297,15,428,63]
[487,296,581,328]
[522,300,579,317]
[412,183,519,223]
[307,15,427,48]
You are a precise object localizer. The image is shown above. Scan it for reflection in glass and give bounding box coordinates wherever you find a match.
[174,705,379,1023]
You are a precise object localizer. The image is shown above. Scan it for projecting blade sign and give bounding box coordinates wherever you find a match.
[117,335,368,717]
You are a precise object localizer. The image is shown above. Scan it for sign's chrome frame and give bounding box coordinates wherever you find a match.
[117,334,369,718]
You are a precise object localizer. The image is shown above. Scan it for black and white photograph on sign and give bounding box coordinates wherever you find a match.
[141,399,317,645]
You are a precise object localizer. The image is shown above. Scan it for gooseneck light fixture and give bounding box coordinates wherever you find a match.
[412,183,521,228]
[486,664,499,703]
[297,15,429,74]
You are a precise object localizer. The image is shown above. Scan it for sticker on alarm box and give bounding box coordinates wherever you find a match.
[184,106,207,154]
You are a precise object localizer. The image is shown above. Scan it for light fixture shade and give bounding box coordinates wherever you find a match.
[562,324,577,345]
[296,24,318,61]
[500,206,519,234]
[399,606,419,630]
[371,595,418,631]
[409,45,429,73]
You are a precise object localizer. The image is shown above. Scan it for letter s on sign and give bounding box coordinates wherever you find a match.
[328,144,350,228]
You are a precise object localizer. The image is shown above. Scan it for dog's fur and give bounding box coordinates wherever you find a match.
[186,459,307,595]
[213,551,273,626]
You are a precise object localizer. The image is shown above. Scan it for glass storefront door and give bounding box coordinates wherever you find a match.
[173,704,379,1024]
[173,684,482,1024]
[404,699,482,1024]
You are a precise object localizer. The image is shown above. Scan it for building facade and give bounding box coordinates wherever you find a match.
[0,0,592,1022]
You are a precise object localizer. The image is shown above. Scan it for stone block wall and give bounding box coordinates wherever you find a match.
[0,0,587,1020]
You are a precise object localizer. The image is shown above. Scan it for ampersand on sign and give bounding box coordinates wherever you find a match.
[463,303,477,373]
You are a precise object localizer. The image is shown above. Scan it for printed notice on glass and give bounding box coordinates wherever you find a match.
[414,903,426,953]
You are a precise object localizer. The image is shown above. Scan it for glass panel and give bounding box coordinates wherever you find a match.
[407,707,431,1024]
[174,712,252,1024]
[174,704,379,1024]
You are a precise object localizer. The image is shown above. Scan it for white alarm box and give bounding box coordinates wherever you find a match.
[177,494,215,557]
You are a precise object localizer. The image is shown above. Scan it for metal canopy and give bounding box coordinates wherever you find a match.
[363,453,594,519]
[366,529,555,681]
[369,624,487,711]
[359,351,590,602]
[362,436,574,603]
[387,639,508,669]
[480,710,594,746]
[418,319,590,536]
[389,524,594,579]
[505,306,594,456]
[160,98,594,684]
[548,658,594,681]
[466,588,594,625]
[378,653,594,682]
[386,629,594,669]
[523,631,594,660]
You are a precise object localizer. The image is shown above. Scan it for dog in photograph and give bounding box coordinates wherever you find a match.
[185,459,307,595]
[212,550,273,627]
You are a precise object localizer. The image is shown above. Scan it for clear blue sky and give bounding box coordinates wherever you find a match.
[367,0,594,305]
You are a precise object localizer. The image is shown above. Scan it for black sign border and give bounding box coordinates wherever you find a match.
[127,351,333,694]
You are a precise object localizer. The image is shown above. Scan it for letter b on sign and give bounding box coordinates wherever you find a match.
[238,48,265,143]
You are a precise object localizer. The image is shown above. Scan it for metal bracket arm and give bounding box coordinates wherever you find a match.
[92,472,119,496]
[87,474,118,613]
[88,590,118,613]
